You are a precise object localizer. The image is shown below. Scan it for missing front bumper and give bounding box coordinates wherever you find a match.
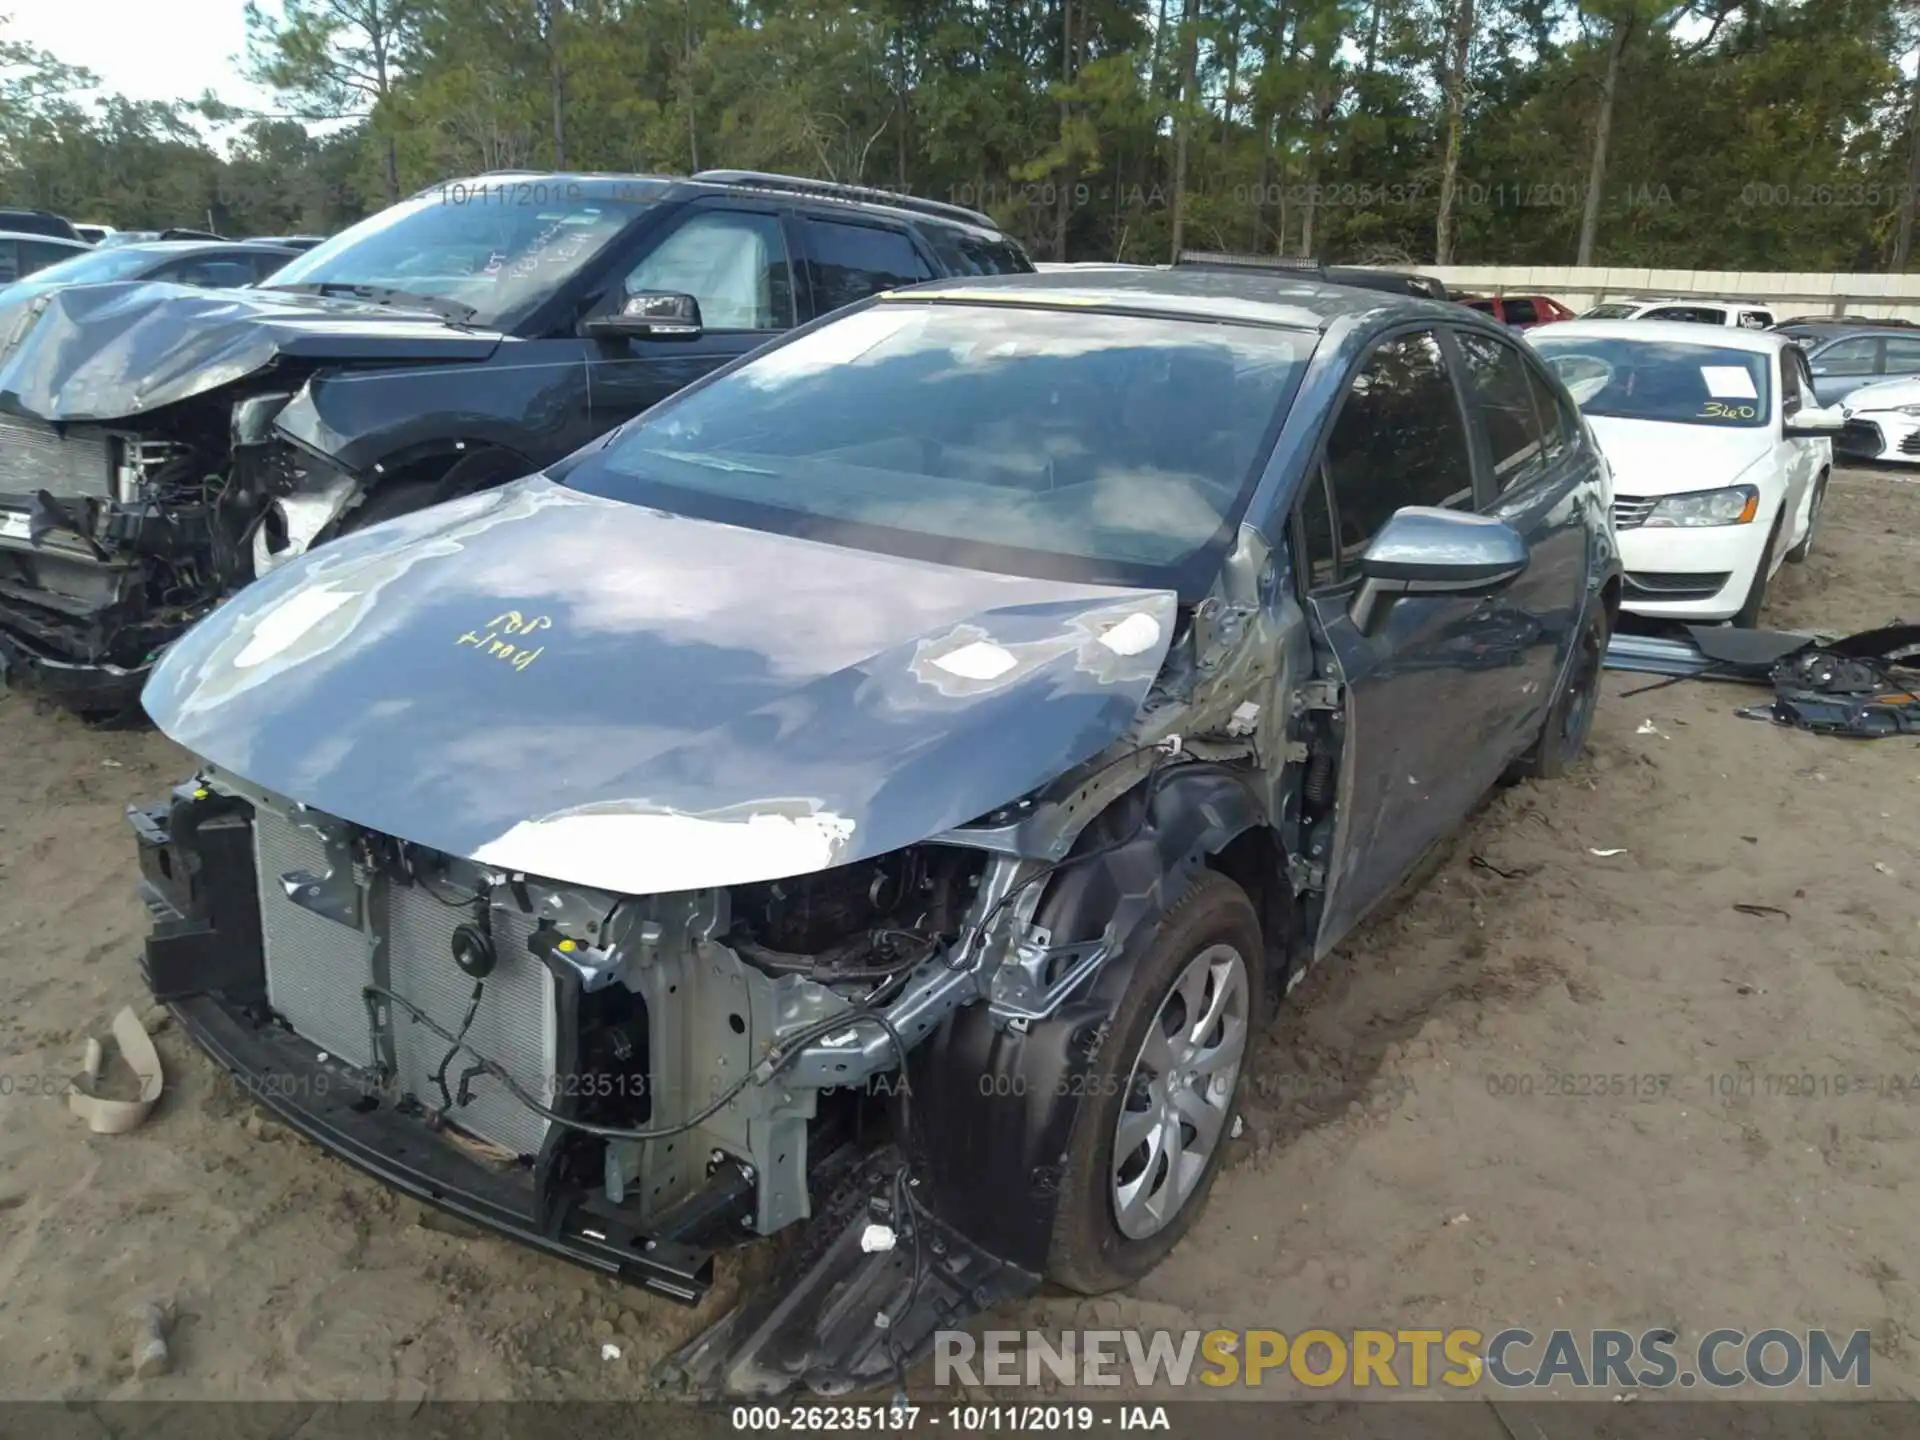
[162,987,723,1303]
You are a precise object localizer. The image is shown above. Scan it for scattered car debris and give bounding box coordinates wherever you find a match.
[1635,719,1667,736]
[1605,626,1821,685]
[1732,903,1791,921]
[1738,623,1920,738]
[1589,847,1628,858]
[1445,1213,1471,1227]
[601,1341,622,1362]
[68,1007,163,1134]
[859,1224,897,1254]
[131,1298,173,1378]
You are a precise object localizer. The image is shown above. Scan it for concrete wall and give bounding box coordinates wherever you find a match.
[1423,266,1920,321]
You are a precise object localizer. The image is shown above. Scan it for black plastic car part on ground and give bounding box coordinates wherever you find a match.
[130,267,1620,1397]
[0,169,1031,715]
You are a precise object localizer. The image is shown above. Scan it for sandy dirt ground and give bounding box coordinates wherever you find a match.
[1,470,1917,1405]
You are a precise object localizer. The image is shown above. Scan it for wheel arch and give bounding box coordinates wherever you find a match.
[900,762,1290,1273]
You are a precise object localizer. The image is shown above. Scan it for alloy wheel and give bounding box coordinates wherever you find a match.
[1111,943,1250,1240]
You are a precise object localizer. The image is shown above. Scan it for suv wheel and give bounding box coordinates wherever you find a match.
[338,450,527,536]
[1046,870,1262,1293]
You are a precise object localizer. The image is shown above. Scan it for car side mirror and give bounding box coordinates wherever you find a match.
[1349,507,1530,636]
[585,291,704,340]
[1784,403,1844,438]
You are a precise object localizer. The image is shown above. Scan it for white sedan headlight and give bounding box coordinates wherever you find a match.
[1643,484,1759,528]
[1896,404,1920,417]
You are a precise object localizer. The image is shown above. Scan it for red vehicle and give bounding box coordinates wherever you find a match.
[1459,294,1575,330]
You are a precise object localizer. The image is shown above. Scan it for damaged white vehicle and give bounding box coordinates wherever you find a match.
[132,268,1619,1396]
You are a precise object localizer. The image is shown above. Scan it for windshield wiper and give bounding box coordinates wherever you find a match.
[266,282,481,327]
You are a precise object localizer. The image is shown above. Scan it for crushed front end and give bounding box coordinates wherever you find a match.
[0,398,348,714]
[132,768,1068,1385]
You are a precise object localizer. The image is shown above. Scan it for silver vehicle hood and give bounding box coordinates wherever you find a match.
[143,476,1178,894]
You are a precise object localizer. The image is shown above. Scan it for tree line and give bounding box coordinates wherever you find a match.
[1,0,1916,270]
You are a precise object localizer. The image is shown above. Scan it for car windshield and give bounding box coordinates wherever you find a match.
[261,183,662,326]
[10,246,165,287]
[1581,303,1638,319]
[562,300,1313,594]
[1530,335,1772,428]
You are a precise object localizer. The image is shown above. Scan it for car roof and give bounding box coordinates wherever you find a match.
[1532,318,1790,353]
[430,170,1022,242]
[1799,324,1919,340]
[893,265,1462,330]
[98,239,295,255]
[1612,296,1773,309]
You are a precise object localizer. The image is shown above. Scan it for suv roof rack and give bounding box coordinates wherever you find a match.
[691,169,998,232]
[1175,250,1324,272]
[1174,250,1449,300]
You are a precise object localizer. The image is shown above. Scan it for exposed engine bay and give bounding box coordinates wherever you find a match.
[0,398,361,706]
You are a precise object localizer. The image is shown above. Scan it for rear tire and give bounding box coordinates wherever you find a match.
[1510,600,1609,781]
[1046,870,1263,1294]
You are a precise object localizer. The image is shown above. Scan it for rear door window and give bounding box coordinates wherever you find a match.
[1880,336,1920,376]
[957,237,1031,275]
[1738,309,1773,329]
[18,240,80,275]
[1523,363,1576,459]
[802,218,935,314]
[1504,297,1539,326]
[1456,331,1548,490]
[1814,336,1879,376]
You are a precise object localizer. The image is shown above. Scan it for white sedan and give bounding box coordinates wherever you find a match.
[1527,320,1841,624]
[1832,375,1920,464]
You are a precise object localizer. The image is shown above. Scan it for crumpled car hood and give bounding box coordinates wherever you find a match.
[143,476,1178,894]
[0,282,505,423]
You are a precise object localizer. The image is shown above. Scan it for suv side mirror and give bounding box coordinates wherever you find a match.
[585,291,704,340]
[1349,507,1530,635]
[1784,403,1844,438]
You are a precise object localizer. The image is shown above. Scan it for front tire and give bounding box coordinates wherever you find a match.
[336,449,529,537]
[1047,870,1263,1294]
[1731,509,1786,627]
[1785,472,1828,564]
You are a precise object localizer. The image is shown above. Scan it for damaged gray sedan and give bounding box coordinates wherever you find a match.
[131,268,1620,1396]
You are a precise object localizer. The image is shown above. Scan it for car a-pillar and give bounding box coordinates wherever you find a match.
[898,764,1293,1289]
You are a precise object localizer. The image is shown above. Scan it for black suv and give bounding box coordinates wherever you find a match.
[0,208,83,241]
[0,170,1031,714]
